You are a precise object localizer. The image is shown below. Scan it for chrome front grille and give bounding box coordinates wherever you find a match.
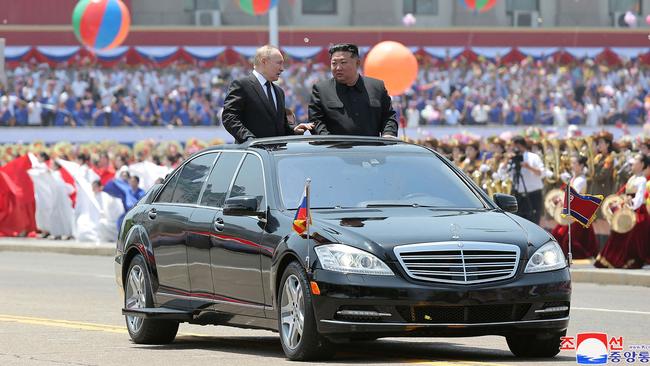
[394,242,520,284]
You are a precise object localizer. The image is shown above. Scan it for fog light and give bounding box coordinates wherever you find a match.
[336,310,391,317]
[534,306,569,314]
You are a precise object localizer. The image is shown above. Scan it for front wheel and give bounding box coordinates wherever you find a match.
[506,330,565,358]
[278,261,332,361]
[124,254,179,344]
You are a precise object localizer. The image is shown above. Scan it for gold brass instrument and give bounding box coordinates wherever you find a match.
[471,170,482,187]
[559,140,572,178]
[544,188,571,225]
[569,137,596,181]
[484,177,495,197]
[542,139,560,185]
[601,194,636,233]
[497,178,512,194]
[584,136,596,181]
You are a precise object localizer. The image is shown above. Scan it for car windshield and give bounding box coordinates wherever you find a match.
[275,152,486,210]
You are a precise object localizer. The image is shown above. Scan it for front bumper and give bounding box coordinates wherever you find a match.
[310,266,571,338]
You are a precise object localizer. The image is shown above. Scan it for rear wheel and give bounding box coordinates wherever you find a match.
[278,261,332,360]
[506,330,565,358]
[124,254,179,344]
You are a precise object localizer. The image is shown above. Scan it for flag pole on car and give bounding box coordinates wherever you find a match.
[293,178,312,272]
[561,183,603,268]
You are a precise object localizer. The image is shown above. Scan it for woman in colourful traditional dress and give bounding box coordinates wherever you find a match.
[551,155,598,259]
[595,154,649,268]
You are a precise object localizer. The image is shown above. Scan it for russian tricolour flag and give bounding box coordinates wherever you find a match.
[293,180,311,236]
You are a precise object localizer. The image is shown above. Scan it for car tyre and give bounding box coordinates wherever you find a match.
[506,330,565,358]
[278,261,333,361]
[124,254,179,344]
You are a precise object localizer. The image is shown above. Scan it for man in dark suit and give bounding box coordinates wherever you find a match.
[223,45,312,143]
[308,43,398,137]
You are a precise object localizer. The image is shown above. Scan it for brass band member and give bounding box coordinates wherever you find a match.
[595,154,650,268]
[450,141,465,167]
[551,156,598,259]
[590,131,616,197]
[486,137,509,180]
[460,139,482,175]
[614,139,634,190]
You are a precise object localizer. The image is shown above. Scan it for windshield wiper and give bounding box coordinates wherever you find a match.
[361,201,424,208]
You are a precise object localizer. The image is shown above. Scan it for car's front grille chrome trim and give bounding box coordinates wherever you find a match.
[394,242,520,284]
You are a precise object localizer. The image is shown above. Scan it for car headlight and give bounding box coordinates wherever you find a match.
[314,244,394,276]
[525,241,567,273]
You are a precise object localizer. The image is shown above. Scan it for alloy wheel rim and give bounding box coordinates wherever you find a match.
[125,264,146,333]
[280,274,304,350]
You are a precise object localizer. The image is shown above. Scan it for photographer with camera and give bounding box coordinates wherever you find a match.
[509,136,545,224]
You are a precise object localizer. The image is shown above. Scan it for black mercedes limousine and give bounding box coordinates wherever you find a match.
[115,135,570,360]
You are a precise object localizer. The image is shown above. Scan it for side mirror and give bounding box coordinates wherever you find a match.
[493,193,518,213]
[223,196,259,216]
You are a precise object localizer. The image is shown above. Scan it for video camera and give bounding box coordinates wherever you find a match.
[509,149,524,171]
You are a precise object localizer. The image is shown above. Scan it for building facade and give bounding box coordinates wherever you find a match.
[134,0,650,28]
[0,0,647,28]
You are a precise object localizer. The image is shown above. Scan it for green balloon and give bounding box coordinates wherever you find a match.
[72,0,91,44]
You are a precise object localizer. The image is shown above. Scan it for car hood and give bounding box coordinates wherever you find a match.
[311,208,534,255]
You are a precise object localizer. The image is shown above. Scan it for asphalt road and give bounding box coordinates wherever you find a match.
[0,252,649,366]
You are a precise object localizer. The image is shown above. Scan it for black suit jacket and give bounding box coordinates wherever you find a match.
[222,74,293,144]
[308,76,398,137]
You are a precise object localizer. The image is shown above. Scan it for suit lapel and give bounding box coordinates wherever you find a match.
[273,84,284,114]
[248,75,276,118]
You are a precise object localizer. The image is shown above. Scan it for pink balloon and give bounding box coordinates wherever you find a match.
[402,13,416,27]
[624,11,636,26]
[645,14,650,25]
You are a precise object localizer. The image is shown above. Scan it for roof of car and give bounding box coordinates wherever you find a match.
[203,135,429,154]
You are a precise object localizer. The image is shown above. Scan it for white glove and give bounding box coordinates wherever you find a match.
[560,172,571,183]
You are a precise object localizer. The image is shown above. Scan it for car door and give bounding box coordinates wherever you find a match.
[186,151,243,308]
[210,153,267,317]
[148,152,217,308]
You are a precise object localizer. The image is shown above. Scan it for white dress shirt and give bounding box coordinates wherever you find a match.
[571,175,587,194]
[252,69,277,109]
[513,151,545,193]
[626,175,647,210]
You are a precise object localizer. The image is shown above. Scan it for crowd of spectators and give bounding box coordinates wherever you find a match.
[1,57,650,128]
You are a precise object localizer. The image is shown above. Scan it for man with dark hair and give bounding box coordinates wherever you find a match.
[222,45,313,143]
[309,43,398,137]
[510,136,545,225]
[129,175,146,201]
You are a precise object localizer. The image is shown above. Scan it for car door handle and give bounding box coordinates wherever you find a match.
[213,217,225,232]
[148,208,157,220]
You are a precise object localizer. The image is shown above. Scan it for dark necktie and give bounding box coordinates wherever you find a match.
[265,81,276,111]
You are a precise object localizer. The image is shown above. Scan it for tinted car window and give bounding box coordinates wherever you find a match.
[275,152,485,209]
[228,154,265,208]
[156,171,180,203]
[200,152,244,207]
[171,152,218,204]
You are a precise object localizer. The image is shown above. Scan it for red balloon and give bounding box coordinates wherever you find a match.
[363,41,418,96]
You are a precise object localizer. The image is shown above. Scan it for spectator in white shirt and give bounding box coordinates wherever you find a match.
[471,98,490,125]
